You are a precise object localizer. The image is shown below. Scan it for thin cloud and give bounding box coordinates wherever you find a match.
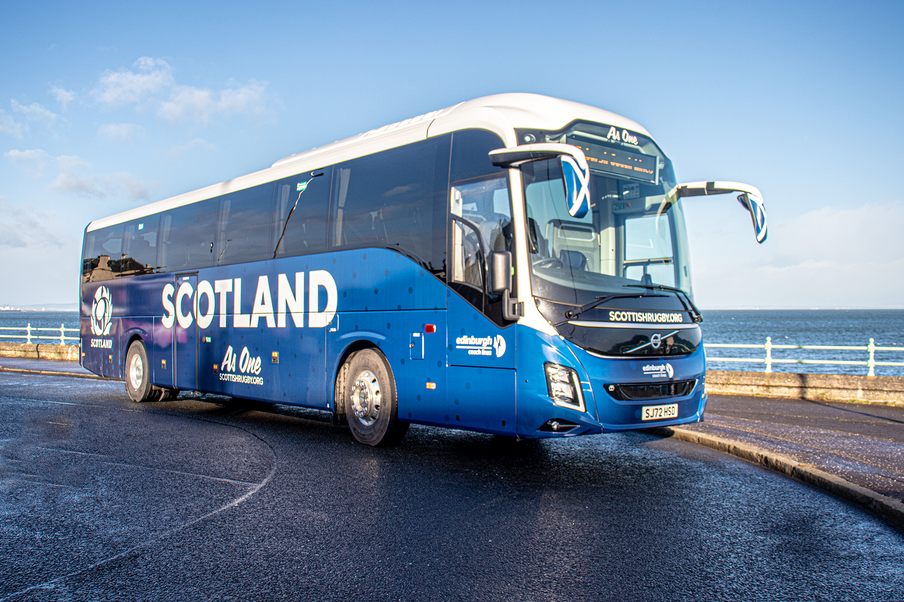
[159,85,214,124]
[0,109,26,139]
[11,99,57,123]
[100,172,153,202]
[171,138,217,156]
[218,81,267,117]
[50,170,104,197]
[89,56,268,125]
[691,200,904,308]
[49,169,153,202]
[49,85,75,111]
[92,56,174,108]
[158,81,268,125]
[11,150,154,202]
[5,149,52,178]
[98,123,146,143]
[0,197,64,249]
[55,154,90,172]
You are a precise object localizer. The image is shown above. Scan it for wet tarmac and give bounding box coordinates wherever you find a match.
[1,372,903,601]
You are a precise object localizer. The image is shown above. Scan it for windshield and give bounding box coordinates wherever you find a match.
[519,122,692,307]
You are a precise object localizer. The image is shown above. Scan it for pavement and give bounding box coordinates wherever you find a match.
[2,355,903,532]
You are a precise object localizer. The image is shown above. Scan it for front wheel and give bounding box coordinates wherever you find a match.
[125,341,160,403]
[342,349,409,446]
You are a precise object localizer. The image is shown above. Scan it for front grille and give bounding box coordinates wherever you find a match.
[606,379,697,401]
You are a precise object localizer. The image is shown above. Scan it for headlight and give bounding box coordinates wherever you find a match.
[544,363,585,412]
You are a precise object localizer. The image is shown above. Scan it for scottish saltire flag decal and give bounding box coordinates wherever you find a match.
[737,191,768,243]
[561,155,590,218]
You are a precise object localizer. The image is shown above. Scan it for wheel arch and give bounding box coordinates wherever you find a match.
[122,330,148,378]
[331,339,383,418]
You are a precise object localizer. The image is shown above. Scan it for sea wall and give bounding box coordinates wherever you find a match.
[707,370,904,405]
[0,342,79,361]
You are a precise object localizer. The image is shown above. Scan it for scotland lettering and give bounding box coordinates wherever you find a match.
[161,270,337,330]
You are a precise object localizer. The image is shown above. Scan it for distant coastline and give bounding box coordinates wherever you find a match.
[0,305,78,312]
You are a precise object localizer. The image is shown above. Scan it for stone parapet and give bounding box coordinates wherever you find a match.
[0,342,79,361]
[707,370,904,405]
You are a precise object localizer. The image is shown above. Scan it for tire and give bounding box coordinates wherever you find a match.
[342,349,409,446]
[125,341,158,403]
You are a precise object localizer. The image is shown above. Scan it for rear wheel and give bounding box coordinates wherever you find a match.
[342,349,409,446]
[125,341,159,403]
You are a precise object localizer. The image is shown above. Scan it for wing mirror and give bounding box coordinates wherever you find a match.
[490,143,591,218]
[663,181,768,243]
[488,250,523,321]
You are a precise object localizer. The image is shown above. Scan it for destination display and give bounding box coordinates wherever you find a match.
[566,134,658,184]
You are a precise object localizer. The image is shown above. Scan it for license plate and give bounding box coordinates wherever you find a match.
[641,403,678,421]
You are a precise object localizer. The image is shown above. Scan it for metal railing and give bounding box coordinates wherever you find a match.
[0,324,79,345]
[705,337,904,376]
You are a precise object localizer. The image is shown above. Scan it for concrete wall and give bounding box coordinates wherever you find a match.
[0,342,79,361]
[708,370,904,405]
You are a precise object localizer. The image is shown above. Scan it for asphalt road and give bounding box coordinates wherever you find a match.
[2,373,903,601]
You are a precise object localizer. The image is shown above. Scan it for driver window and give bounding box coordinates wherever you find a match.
[450,177,511,288]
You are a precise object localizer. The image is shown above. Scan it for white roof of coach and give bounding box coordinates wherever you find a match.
[87,93,653,232]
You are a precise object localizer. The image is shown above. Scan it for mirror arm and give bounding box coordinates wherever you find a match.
[663,181,768,244]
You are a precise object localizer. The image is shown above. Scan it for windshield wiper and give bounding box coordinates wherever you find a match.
[273,171,324,259]
[624,283,703,323]
[563,293,663,320]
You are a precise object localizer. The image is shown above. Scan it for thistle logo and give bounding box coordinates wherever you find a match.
[91,286,112,336]
[493,335,506,358]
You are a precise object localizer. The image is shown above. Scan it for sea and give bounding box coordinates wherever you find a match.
[701,309,904,377]
[1,308,902,377]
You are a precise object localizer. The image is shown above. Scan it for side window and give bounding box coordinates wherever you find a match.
[450,129,506,182]
[121,216,159,276]
[215,186,272,265]
[447,129,513,324]
[450,177,511,288]
[82,224,123,282]
[330,136,450,275]
[158,200,217,271]
[273,167,332,258]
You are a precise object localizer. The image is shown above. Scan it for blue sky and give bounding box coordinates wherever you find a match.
[2,0,902,308]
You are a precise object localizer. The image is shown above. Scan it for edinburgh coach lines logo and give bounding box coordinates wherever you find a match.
[91,286,112,336]
[455,334,506,358]
[643,363,675,379]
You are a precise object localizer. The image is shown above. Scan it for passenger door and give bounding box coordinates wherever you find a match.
[173,272,198,391]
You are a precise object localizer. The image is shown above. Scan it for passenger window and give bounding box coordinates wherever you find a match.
[215,186,272,265]
[330,137,449,275]
[121,217,159,276]
[273,168,332,258]
[81,224,123,282]
[158,200,217,271]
